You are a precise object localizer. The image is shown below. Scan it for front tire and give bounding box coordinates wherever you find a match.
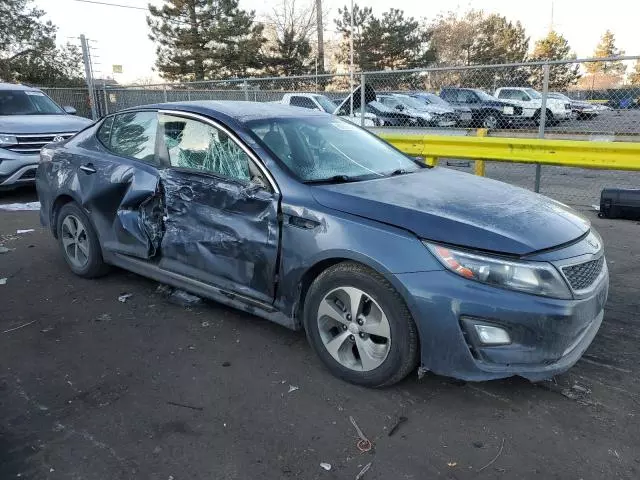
[57,202,109,278]
[303,262,419,387]
[482,113,499,129]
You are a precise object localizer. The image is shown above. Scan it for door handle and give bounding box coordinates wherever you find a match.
[79,163,96,174]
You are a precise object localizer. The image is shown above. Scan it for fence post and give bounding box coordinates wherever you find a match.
[102,80,109,115]
[163,85,168,102]
[360,73,366,127]
[80,34,98,120]
[535,62,550,192]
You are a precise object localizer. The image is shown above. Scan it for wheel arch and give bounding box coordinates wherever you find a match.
[293,252,419,334]
[50,192,82,238]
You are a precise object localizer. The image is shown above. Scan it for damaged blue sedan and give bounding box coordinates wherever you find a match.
[36,101,609,387]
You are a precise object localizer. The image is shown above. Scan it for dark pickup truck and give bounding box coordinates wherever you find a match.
[440,87,523,129]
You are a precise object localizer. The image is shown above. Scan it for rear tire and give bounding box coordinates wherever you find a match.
[303,262,419,387]
[57,202,109,278]
[482,113,499,129]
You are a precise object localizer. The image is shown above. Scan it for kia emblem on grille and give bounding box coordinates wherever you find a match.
[53,135,65,142]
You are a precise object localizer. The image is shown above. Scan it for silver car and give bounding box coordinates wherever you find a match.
[377,93,458,127]
[0,83,92,190]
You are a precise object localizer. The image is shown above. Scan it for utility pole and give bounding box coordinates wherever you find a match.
[80,34,98,120]
[349,0,354,116]
[315,0,325,76]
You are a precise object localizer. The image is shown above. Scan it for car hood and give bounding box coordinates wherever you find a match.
[311,168,590,255]
[0,114,93,134]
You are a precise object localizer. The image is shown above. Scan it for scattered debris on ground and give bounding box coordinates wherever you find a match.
[417,366,428,379]
[387,416,408,437]
[222,361,231,367]
[0,278,6,285]
[16,229,34,234]
[319,462,332,471]
[349,416,372,452]
[355,462,372,480]
[118,293,133,303]
[201,321,210,327]
[288,385,299,393]
[96,314,112,322]
[166,400,204,411]
[477,438,505,473]
[0,246,10,254]
[447,462,457,467]
[0,202,41,211]
[169,289,203,307]
[3,320,37,334]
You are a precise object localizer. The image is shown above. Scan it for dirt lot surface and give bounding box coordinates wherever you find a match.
[1,187,639,480]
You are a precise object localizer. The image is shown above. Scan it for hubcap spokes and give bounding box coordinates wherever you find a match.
[62,215,89,268]
[317,287,391,372]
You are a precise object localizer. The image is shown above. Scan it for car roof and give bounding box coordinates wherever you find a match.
[124,100,329,123]
[0,82,42,91]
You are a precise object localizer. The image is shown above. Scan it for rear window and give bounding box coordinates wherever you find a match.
[0,89,65,115]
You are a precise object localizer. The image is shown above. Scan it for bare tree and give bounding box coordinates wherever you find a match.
[263,0,318,77]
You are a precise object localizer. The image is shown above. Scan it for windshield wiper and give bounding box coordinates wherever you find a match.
[304,174,359,185]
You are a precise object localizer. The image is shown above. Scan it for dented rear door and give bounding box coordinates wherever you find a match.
[73,111,163,259]
[157,112,280,304]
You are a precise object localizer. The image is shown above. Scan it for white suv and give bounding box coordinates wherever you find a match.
[494,87,572,125]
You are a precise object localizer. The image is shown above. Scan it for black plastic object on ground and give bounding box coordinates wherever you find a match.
[599,188,640,219]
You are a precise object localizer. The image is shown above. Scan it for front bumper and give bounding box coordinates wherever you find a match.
[0,150,40,188]
[396,265,609,382]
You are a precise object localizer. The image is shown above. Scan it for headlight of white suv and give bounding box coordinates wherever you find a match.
[423,241,572,299]
[0,134,18,146]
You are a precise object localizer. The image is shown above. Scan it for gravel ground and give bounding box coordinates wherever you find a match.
[1,187,639,480]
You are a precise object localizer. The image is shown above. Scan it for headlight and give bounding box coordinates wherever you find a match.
[424,242,572,299]
[0,134,18,146]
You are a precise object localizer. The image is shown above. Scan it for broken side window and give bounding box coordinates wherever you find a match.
[158,113,251,183]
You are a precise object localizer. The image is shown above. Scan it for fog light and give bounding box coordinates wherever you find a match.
[474,325,511,345]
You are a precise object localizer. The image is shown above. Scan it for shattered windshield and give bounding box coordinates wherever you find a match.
[247,116,422,183]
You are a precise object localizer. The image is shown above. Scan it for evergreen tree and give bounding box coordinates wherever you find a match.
[147,0,265,81]
[629,60,640,86]
[0,0,83,85]
[585,30,626,76]
[529,30,580,90]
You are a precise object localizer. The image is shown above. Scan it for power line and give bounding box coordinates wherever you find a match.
[69,0,148,10]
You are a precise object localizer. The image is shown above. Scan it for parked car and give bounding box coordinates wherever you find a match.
[37,101,609,387]
[377,93,458,127]
[548,93,598,119]
[279,92,377,126]
[333,84,416,127]
[494,87,572,125]
[365,100,418,126]
[410,92,473,126]
[0,83,93,190]
[439,87,522,129]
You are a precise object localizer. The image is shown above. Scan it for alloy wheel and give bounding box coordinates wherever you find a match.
[61,214,90,269]
[317,286,391,371]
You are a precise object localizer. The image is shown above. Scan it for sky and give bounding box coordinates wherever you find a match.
[35,0,639,84]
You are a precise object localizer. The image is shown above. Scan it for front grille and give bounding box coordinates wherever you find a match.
[6,132,75,154]
[562,257,604,291]
[442,113,458,122]
[513,106,523,115]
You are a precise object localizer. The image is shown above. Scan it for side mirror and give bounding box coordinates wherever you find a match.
[63,106,77,115]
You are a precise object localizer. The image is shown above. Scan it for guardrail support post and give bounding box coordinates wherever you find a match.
[474,129,488,176]
[360,72,366,127]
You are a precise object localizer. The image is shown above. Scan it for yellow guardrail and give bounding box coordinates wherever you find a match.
[378,132,640,173]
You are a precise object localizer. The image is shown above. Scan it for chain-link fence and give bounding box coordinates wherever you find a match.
[36,57,640,207]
